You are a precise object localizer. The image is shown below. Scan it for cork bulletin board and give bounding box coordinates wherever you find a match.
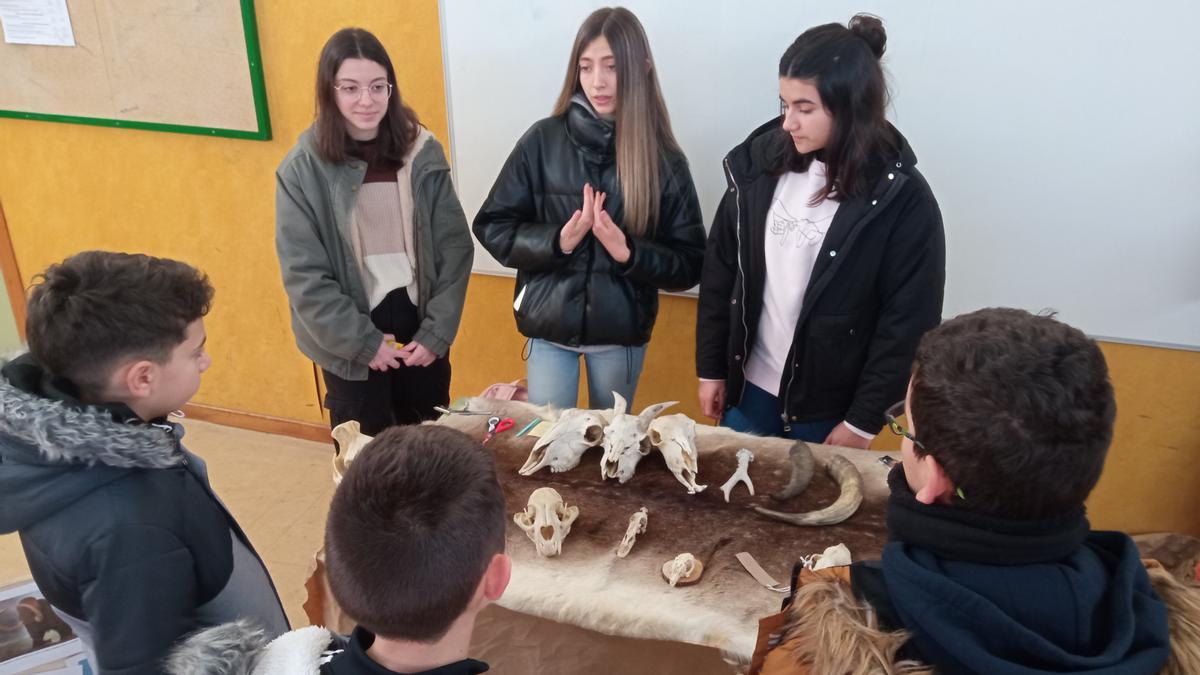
[0,0,270,139]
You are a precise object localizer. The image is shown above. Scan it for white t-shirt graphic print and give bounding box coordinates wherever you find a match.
[745,161,840,396]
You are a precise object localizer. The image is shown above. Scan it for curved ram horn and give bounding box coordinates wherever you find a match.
[770,440,816,501]
[754,455,863,526]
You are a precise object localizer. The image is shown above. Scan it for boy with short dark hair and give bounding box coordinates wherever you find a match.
[752,308,1189,674]
[166,424,510,674]
[0,251,288,674]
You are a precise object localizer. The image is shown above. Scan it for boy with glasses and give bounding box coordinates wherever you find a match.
[749,308,1191,674]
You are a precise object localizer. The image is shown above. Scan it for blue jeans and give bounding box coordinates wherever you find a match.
[527,339,647,410]
[722,381,839,443]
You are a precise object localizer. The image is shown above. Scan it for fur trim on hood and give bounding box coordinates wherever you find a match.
[165,620,335,675]
[0,358,182,470]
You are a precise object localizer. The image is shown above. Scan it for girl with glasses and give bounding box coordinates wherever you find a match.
[276,28,473,436]
[697,14,945,446]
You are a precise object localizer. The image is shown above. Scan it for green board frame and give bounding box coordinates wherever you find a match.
[0,0,271,141]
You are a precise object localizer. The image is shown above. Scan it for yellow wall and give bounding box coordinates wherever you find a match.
[0,1,1195,537]
[0,0,448,423]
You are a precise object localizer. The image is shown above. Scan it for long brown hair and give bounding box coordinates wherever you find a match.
[778,14,897,203]
[314,28,421,168]
[552,8,680,237]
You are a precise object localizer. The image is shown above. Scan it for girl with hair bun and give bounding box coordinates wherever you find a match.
[697,14,945,446]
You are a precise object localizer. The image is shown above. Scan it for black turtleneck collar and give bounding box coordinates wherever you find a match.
[564,92,614,160]
[885,464,1090,565]
[2,353,162,427]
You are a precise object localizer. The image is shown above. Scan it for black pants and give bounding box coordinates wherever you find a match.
[322,289,450,436]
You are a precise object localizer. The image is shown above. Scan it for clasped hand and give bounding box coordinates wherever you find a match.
[559,183,630,263]
[368,334,437,371]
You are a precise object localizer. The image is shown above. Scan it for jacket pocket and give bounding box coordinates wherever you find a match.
[805,312,870,404]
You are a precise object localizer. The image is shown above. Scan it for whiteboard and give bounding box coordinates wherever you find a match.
[442,0,1200,349]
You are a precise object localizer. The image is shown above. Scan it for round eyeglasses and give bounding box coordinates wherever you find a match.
[334,82,393,102]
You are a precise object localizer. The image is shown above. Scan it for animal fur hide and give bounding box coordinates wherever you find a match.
[434,398,892,663]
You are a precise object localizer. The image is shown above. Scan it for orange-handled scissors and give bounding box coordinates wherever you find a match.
[483,416,515,444]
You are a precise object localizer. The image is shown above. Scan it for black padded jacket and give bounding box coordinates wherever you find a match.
[696,119,945,434]
[473,96,706,346]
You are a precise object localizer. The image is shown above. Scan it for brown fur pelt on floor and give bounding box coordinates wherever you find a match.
[433,398,894,663]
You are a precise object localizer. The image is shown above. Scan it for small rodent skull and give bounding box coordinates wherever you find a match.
[616,507,649,558]
[663,553,697,587]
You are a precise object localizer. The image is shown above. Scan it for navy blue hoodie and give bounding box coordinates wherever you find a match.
[870,466,1169,674]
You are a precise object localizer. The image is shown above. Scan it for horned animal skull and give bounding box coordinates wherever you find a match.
[513,487,579,557]
[663,553,697,587]
[648,414,707,494]
[600,393,676,483]
[519,409,608,476]
[616,507,649,558]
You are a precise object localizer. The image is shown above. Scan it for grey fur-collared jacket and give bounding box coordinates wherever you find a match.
[0,355,287,675]
[276,126,474,381]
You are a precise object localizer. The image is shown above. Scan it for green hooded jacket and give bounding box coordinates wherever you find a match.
[275,126,473,380]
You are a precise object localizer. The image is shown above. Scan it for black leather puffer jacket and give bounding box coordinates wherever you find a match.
[473,96,705,346]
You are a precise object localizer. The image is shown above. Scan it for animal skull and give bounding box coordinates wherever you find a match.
[616,507,649,558]
[648,414,707,494]
[719,448,755,502]
[662,553,698,587]
[600,393,676,483]
[519,409,607,476]
[331,421,373,485]
[513,487,579,557]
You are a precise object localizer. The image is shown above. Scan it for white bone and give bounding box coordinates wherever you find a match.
[331,421,373,485]
[600,393,676,483]
[616,507,649,558]
[519,408,607,476]
[663,553,697,587]
[719,448,755,503]
[513,487,579,557]
[648,414,707,494]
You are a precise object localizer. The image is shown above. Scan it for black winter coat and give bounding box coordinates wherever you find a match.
[473,96,706,346]
[0,355,287,675]
[696,119,945,433]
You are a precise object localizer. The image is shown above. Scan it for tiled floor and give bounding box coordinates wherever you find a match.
[0,418,336,629]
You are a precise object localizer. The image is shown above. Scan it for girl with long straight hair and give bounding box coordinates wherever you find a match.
[276,28,473,436]
[474,7,705,410]
[697,14,945,447]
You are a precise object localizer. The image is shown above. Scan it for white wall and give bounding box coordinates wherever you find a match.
[442,0,1200,348]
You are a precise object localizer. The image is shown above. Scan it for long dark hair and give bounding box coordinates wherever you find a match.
[551,7,680,237]
[314,28,421,168]
[778,14,897,203]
